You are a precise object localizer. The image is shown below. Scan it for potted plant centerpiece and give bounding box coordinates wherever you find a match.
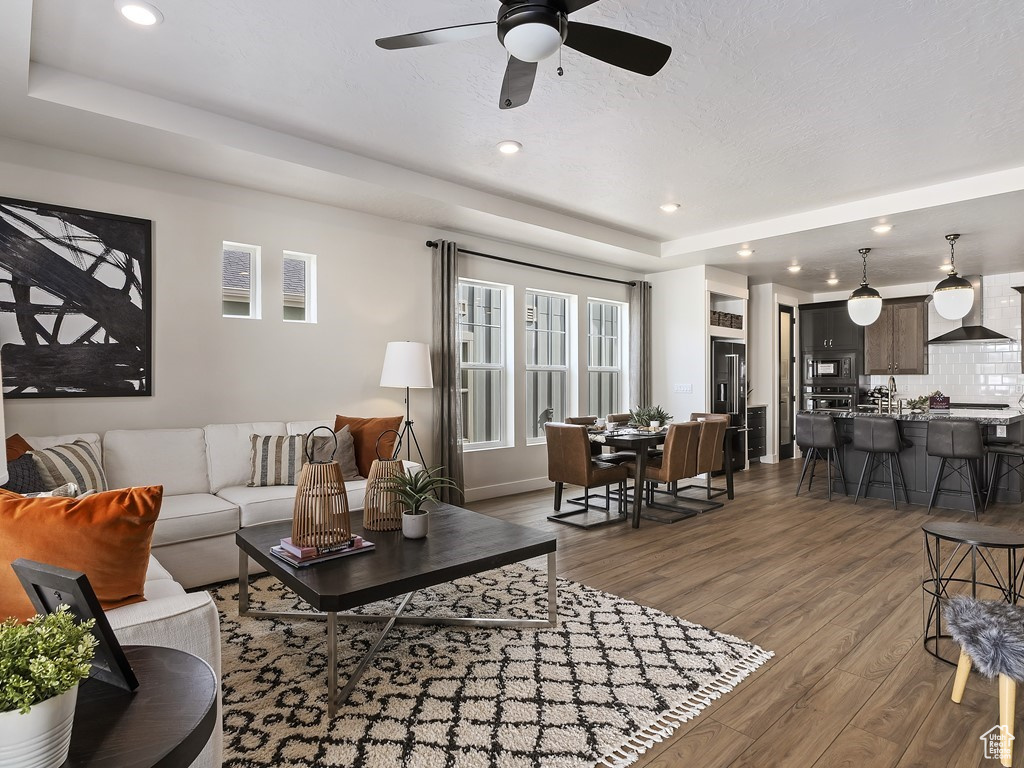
[629,405,673,430]
[381,466,460,539]
[0,605,97,768]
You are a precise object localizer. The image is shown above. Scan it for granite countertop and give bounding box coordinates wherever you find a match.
[800,409,1024,425]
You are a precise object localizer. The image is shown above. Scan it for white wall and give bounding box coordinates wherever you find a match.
[648,266,708,420]
[812,273,1024,404]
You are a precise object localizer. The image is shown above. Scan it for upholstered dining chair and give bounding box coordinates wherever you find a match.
[598,413,638,465]
[671,413,729,503]
[545,423,628,529]
[624,421,702,522]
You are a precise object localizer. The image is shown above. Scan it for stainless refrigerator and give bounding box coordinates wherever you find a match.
[711,340,746,473]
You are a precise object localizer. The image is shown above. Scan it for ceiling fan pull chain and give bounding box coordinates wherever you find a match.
[557,45,564,76]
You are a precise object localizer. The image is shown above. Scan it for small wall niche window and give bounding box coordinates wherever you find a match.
[588,299,626,417]
[526,290,571,442]
[283,251,316,323]
[222,241,261,319]
[458,279,510,450]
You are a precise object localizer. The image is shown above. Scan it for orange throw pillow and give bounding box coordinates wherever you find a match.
[334,415,403,477]
[0,485,162,621]
[6,434,32,462]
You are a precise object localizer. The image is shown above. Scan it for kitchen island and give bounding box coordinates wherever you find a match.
[799,409,1024,510]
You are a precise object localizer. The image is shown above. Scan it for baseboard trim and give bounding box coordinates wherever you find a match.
[464,476,552,502]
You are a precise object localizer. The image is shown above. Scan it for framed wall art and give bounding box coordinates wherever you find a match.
[0,197,152,398]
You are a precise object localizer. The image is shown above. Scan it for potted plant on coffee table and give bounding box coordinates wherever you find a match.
[380,466,460,539]
[0,605,97,768]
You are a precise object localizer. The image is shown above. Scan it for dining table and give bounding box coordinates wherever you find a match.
[594,425,737,528]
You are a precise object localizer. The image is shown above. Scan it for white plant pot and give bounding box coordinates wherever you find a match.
[402,510,429,539]
[0,683,79,768]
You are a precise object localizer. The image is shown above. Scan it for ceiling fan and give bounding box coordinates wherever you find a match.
[375,1,672,109]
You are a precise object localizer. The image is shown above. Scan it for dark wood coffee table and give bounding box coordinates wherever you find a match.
[235,504,557,716]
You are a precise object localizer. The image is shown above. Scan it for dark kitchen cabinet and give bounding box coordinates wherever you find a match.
[799,303,863,351]
[747,406,766,462]
[864,297,928,375]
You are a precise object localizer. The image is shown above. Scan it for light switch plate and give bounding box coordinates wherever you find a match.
[997,425,1008,438]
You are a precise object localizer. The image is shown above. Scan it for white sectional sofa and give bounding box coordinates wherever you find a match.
[22,418,395,768]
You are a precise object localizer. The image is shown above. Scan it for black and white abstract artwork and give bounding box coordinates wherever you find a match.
[0,197,152,398]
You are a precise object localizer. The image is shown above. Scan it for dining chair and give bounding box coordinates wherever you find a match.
[673,413,729,502]
[624,421,702,523]
[545,423,628,529]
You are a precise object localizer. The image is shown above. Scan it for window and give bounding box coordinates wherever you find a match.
[222,242,261,319]
[283,251,316,323]
[459,280,510,449]
[526,290,571,441]
[588,300,626,417]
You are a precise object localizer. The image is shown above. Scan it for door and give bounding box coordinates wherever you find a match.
[779,306,794,460]
[864,304,894,374]
[892,301,927,374]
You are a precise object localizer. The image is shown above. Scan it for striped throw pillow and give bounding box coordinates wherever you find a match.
[248,434,306,487]
[30,440,108,492]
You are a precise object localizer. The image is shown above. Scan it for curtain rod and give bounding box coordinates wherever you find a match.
[425,241,637,287]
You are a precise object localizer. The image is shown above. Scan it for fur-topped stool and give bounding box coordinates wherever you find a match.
[944,595,1024,766]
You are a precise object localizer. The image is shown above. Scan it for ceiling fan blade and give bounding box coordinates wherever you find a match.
[562,0,602,13]
[376,21,495,50]
[564,21,671,76]
[499,57,538,110]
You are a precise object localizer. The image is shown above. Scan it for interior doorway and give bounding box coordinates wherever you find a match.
[778,305,795,460]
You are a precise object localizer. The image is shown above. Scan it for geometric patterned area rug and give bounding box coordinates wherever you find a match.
[212,564,772,768]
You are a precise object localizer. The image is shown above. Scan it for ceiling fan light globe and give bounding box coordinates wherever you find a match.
[932,277,974,320]
[503,22,563,62]
[847,287,882,326]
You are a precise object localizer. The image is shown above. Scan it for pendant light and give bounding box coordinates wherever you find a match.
[932,233,974,320]
[847,247,882,326]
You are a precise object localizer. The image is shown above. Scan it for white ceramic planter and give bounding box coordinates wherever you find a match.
[402,510,429,539]
[0,683,79,768]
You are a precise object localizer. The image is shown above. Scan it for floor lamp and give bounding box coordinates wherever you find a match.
[380,341,433,467]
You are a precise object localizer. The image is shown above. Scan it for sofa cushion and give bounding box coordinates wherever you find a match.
[0,485,162,621]
[145,555,175,583]
[22,433,102,461]
[152,493,239,547]
[104,428,211,495]
[287,420,333,436]
[30,439,109,492]
[217,484,299,528]
[204,423,286,493]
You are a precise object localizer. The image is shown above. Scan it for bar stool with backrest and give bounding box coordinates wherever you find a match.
[852,416,912,509]
[624,421,702,522]
[986,443,1024,510]
[926,419,986,520]
[795,412,848,500]
[673,413,729,501]
[545,423,628,529]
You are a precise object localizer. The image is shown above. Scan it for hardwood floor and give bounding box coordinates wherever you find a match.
[467,458,1024,768]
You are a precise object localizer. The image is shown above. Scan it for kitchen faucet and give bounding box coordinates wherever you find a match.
[887,375,897,414]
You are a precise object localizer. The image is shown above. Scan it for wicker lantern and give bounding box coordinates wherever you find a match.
[292,428,352,549]
[363,429,405,531]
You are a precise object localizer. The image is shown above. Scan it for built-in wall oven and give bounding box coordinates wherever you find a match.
[804,385,857,412]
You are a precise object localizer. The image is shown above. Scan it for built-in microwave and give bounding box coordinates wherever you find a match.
[805,356,853,381]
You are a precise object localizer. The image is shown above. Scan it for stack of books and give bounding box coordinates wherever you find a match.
[269,535,375,567]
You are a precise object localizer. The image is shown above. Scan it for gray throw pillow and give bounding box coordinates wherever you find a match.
[309,425,363,481]
[2,453,48,494]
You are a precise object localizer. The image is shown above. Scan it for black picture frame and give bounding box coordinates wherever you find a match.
[12,558,139,692]
[0,196,153,398]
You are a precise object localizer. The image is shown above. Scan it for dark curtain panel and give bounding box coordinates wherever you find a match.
[629,280,652,407]
[431,240,465,502]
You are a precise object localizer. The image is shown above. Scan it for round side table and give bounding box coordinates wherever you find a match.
[922,521,1024,665]
[64,645,218,768]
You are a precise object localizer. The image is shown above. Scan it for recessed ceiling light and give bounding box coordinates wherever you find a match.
[826,278,839,285]
[787,265,801,273]
[939,263,954,272]
[497,140,522,155]
[115,0,164,25]
[659,203,681,213]
[736,248,754,257]
[871,223,893,234]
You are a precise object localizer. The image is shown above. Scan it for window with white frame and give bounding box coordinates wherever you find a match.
[222,242,261,319]
[588,299,626,417]
[283,251,317,323]
[458,280,509,449]
[526,290,570,441]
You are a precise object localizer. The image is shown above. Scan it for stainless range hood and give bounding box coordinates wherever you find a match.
[928,275,1011,344]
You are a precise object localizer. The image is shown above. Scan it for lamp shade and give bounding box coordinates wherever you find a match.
[380,341,433,389]
[503,22,563,62]
[847,285,883,326]
[932,274,975,320]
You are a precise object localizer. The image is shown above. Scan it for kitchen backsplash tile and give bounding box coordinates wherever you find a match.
[868,272,1024,404]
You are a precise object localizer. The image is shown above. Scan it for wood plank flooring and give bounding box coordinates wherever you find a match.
[467,458,1024,768]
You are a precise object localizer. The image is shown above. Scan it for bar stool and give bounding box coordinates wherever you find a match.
[853,417,912,509]
[926,420,986,520]
[795,412,848,501]
[986,443,1024,510]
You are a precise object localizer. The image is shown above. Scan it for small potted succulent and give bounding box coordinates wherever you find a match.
[0,605,97,768]
[629,405,673,429]
[380,466,460,539]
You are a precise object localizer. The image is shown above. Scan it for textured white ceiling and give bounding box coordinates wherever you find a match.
[2,0,1023,288]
